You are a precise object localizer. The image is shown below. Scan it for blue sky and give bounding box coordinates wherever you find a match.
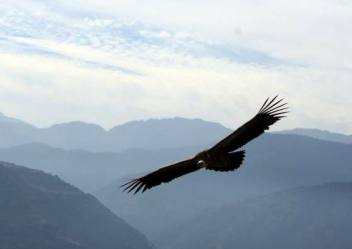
[0,0,351,133]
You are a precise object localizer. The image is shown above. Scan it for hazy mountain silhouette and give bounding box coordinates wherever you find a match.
[0,161,153,249]
[41,122,107,152]
[97,134,352,239]
[1,111,350,149]
[0,113,38,148]
[0,112,31,125]
[0,115,230,152]
[108,118,230,151]
[0,143,200,192]
[278,128,352,144]
[155,182,352,249]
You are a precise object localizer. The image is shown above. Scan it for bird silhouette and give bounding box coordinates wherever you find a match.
[122,96,288,194]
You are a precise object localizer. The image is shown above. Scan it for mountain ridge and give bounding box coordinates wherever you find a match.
[0,111,351,151]
[0,161,154,249]
[0,116,231,152]
[278,127,352,144]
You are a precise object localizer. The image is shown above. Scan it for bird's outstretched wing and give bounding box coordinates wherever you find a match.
[210,96,288,153]
[121,159,200,194]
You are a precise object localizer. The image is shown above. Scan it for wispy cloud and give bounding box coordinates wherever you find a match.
[0,36,142,75]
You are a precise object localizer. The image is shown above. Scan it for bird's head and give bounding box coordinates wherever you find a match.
[196,160,207,167]
[195,150,209,167]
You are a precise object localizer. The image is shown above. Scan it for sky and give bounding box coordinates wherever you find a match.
[0,0,351,133]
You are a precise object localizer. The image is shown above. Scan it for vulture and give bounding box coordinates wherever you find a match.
[122,96,288,194]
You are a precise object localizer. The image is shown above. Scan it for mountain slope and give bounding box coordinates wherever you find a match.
[0,112,31,125]
[0,161,153,249]
[156,182,352,249]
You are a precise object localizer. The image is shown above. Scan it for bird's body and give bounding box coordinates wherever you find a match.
[122,96,288,194]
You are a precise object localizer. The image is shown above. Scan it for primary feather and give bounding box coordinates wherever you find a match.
[210,95,288,153]
[121,159,199,194]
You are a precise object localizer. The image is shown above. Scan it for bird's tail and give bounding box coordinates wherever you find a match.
[207,150,245,172]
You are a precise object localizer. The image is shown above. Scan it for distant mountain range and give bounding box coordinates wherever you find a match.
[156,182,352,249]
[0,161,153,249]
[0,142,200,192]
[1,111,351,153]
[0,112,230,152]
[0,111,352,247]
[2,130,350,194]
[278,128,352,144]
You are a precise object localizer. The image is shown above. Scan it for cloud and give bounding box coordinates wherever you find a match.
[23,0,350,68]
[0,36,142,75]
[0,1,351,133]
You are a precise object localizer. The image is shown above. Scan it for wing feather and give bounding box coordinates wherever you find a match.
[210,96,288,153]
[121,159,200,194]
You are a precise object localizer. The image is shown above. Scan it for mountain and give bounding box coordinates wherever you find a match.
[107,118,230,151]
[97,134,352,240]
[0,116,230,152]
[156,182,352,249]
[0,115,230,190]
[0,161,153,249]
[278,128,352,144]
[0,112,31,125]
[40,122,107,151]
[0,142,200,192]
[0,113,38,148]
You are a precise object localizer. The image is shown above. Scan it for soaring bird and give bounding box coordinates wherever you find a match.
[122,96,288,194]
